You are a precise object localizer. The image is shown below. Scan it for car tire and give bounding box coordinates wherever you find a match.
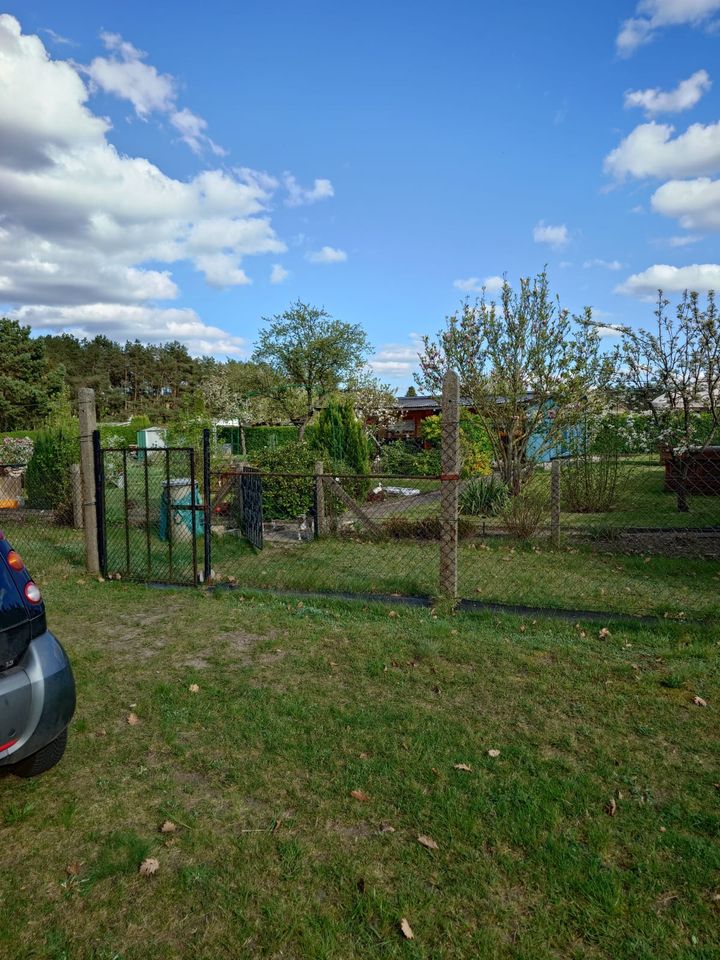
[10,729,68,778]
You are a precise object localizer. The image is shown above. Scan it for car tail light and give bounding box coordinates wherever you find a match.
[24,581,42,604]
[6,550,24,572]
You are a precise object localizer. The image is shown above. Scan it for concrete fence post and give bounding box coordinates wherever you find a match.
[440,370,460,600]
[78,387,100,575]
[550,458,561,548]
[314,461,326,537]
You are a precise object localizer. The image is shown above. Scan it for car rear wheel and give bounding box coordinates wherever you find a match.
[10,728,68,778]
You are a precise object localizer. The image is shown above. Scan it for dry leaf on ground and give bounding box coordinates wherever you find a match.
[453,763,472,771]
[605,798,617,817]
[159,820,177,833]
[487,749,501,758]
[417,835,439,850]
[692,695,708,707]
[65,862,81,876]
[350,789,370,802]
[400,918,414,940]
[127,712,141,726]
[598,627,611,640]
[188,683,200,694]
[379,823,395,833]
[139,857,159,876]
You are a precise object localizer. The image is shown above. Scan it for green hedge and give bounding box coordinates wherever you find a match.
[218,425,309,456]
[26,427,80,519]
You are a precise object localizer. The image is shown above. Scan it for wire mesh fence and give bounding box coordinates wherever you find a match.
[0,461,85,578]
[210,470,447,599]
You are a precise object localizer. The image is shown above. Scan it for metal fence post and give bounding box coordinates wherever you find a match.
[202,428,212,582]
[315,461,326,537]
[440,371,460,600]
[78,388,100,575]
[551,458,561,548]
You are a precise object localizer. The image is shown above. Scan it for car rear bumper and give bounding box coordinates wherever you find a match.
[0,630,75,766]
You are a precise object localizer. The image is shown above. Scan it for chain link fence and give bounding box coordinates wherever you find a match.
[0,461,85,578]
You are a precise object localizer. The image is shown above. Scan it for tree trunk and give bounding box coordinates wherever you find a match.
[239,420,247,456]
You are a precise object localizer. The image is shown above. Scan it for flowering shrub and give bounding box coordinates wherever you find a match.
[1,436,34,466]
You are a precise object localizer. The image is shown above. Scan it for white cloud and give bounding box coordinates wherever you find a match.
[14,303,247,356]
[306,246,347,263]
[0,16,306,354]
[583,258,623,270]
[82,29,226,157]
[41,28,77,47]
[533,221,569,247]
[85,31,176,117]
[651,177,720,230]
[624,70,711,115]
[617,0,720,56]
[617,263,720,297]
[283,174,334,207]
[369,336,422,379]
[170,108,226,157]
[270,264,289,284]
[605,121,720,180]
[453,275,504,294]
[194,254,251,288]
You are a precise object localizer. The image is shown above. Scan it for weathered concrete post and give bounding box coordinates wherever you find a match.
[314,461,326,537]
[70,463,83,529]
[440,370,460,600]
[550,459,561,548]
[78,388,100,574]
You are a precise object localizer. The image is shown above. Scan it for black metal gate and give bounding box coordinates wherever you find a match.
[93,430,211,585]
[240,467,264,549]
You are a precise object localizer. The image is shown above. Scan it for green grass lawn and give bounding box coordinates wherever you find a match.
[1,576,718,959]
[210,534,720,621]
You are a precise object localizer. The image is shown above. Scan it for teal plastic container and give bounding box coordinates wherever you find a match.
[159,478,204,541]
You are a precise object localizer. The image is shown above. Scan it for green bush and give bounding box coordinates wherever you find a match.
[252,441,317,520]
[25,427,80,521]
[420,411,493,477]
[459,475,509,516]
[378,441,422,476]
[218,425,301,456]
[378,442,440,478]
[500,482,548,540]
[343,515,474,541]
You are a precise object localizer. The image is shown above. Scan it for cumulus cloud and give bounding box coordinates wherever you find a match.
[283,174,334,207]
[14,303,248,355]
[624,70,711,116]
[605,121,720,181]
[617,0,720,56]
[651,177,720,230]
[583,259,623,270]
[533,221,569,247]
[0,15,321,354]
[270,264,289,284]
[306,246,347,263]
[369,336,423,379]
[617,263,720,297]
[453,275,504,294]
[82,29,226,156]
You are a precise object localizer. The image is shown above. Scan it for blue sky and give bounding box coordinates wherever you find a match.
[2,1,720,385]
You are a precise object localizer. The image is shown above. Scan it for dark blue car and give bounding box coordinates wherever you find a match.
[0,531,75,777]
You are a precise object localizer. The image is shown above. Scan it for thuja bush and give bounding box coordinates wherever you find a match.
[26,427,79,521]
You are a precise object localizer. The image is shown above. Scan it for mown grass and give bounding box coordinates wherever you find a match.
[0,574,718,959]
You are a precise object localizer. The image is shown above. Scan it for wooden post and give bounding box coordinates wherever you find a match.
[78,387,100,574]
[440,371,460,600]
[550,458,561,548]
[315,461,326,537]
[71,463,83,529]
